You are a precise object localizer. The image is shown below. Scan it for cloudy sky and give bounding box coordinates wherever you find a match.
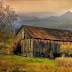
[4,0,72,13]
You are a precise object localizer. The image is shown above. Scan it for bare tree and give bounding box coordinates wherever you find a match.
[0,1,17,32]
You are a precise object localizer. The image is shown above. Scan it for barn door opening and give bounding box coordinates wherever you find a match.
[14,42,21,55]
[53,53,61,58]
[36,52,40,57]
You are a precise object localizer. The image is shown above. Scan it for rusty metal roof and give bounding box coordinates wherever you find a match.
[16,25,72,41]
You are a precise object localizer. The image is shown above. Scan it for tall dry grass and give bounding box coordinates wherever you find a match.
[1,54,72,72]
[55,57,72,67]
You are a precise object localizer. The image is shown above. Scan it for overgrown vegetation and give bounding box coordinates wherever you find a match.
[0,1,17,54]
[49,50,54,59]
[0,54,72,72]
[0,54,55,72]
[55,57,72,67]
[60,43,72,57]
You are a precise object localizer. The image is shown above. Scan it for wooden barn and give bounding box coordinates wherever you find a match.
[15,25,72,58]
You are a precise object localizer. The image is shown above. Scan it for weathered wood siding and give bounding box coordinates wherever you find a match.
[16,27,32,40]
[33,39,61,57]
[16,27,24,41]
[21,39,34,57]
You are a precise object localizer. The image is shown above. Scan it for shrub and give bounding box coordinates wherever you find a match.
[49,50,54,59]
[55,57,72,67]
[60,43,72,57]
[60,54,65,57]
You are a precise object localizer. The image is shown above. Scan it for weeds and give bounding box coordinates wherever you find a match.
[55,57,72,67]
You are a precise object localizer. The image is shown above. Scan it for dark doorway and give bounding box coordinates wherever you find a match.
[36,52,40,57]
[14,43,21,55]
[53,53,61,58]
[40,53,45,57]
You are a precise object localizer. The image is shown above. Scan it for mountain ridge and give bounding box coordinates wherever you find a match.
[13,11,72,31]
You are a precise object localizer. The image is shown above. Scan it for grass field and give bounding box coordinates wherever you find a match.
[0,54,72,72]
[0,54,56,66]
[0,54,55,72]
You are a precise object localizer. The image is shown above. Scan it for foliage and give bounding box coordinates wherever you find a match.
[0,32,16,54]
[0,1,17,54]
[55,57,72,67]
[60,43,72,56]
[0,31,14,42]
[49,50,54,59]
[60,54,65,57]
[0,0,17,31]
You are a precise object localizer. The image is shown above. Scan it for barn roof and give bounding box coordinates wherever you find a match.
[16,25,72,41]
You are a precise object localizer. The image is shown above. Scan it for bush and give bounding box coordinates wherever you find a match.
[55,57,72,67]
[60,43,72,57]
[49,50,54,59]
[60,54,65,57]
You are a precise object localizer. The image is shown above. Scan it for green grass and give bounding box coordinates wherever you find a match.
[0,54,56,72]
[0,54,72,72]
[0,54,56,66]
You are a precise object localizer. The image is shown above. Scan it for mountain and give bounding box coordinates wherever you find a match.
[60,11,72,19]
[44,11,72,23]
[13,11,72,31]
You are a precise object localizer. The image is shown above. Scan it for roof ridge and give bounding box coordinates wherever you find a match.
[15,25,72,41]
